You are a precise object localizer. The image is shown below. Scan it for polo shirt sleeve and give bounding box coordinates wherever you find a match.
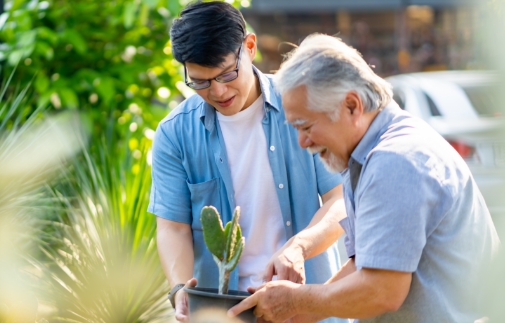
[313,153,343,195]
[147,123,191,224]
[354,151,446,273]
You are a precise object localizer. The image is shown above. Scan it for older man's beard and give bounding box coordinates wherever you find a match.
[308,146,346,173]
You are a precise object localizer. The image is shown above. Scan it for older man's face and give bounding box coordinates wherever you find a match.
[283,85,356,173]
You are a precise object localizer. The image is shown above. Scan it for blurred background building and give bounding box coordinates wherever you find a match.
[242,0,481,76]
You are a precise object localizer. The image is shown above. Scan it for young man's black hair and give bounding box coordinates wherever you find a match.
[170,1,246,67]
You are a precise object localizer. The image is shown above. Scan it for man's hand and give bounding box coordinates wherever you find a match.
[228,281,301,323]
[174,278,197,322]
[263,244,305,284]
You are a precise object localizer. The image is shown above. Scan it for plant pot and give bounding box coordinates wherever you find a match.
[185,287,256,323]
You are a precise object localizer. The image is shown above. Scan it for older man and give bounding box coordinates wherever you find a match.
[229,34,500,323]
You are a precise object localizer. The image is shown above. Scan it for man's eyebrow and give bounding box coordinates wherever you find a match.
[188,62,236,82]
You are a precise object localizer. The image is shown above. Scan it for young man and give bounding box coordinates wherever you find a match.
[229,34,500,323]
[148,2,348,323]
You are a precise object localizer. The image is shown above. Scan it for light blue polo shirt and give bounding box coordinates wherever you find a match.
[148,67,346,323]
[339,102,500,322]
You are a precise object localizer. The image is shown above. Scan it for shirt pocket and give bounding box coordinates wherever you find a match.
[186,177,221,231]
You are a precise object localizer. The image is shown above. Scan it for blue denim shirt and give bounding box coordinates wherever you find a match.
[339,102,500,323]
[148,68,344,305]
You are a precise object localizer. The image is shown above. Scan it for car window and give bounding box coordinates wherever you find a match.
[423,92,442,116]
[461,85,502,117]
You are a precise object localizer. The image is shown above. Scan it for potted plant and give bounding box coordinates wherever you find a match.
[185,206,256,323]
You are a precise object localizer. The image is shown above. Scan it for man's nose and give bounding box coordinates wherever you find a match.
[298,132,313,149]
[209,80,227,98]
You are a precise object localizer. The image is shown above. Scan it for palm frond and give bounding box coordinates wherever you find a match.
[38,139,171,323]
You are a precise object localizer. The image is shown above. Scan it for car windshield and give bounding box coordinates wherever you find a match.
[462,85,502,117]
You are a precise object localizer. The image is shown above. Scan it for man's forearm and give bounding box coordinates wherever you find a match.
[294,268,412,319]
[325,257,357,284]
[156,217,194,287]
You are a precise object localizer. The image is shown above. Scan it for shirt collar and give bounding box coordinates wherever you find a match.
[253,65,281,112]
[350,101,400,166]
[199,65,280,132]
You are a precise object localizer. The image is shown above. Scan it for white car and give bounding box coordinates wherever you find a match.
[386,71,505,221]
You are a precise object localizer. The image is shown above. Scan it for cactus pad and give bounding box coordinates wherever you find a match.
[200,206,226,261]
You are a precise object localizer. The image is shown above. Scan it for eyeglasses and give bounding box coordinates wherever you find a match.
[184,43,243,90]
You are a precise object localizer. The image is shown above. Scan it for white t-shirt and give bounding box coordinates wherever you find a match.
[217,94,286,291]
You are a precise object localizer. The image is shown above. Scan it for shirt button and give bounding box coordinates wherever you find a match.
[270,146,275,151]
[286,221,291,226]
[278,184,284,189]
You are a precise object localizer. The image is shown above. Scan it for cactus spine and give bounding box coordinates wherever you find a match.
[200,206,245,294]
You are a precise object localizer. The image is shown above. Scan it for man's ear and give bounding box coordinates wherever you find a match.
[344,92,364,120]
[244,33,257,59]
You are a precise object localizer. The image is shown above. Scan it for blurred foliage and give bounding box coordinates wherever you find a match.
[0,73,170,321]
[0,72,84,322]
[0,0,249,150]
[36,139,170,322]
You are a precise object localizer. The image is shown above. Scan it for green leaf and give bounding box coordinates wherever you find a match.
[123,2,138,29]
[200,206,226,261]
[35,73,50,93]
[35,41,54,60]
[37,91,52,108]
[8,49,23,65]
[35,26,58,45]
[9,0,26,12]
[94,77,115,105]
[21,43,35,57]
[142,0,159,9]
[167,0,181,17]
[59,88,79,109]
[62,29,87,55]
[17,30,37,47]
[0,13,9,30]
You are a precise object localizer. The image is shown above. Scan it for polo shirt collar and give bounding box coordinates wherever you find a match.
[199,65,280,132]
[350,101,399,166]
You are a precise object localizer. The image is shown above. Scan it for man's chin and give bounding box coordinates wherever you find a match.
[321,153,346,173]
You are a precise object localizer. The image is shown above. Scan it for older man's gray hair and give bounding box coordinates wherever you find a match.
[274,34,393,118]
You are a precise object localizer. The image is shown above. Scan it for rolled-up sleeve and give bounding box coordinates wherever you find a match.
[148,123,191,224]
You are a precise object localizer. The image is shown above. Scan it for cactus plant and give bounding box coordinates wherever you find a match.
[200,206,245,294]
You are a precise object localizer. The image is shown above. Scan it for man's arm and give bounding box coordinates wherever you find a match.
[263,184,346,283]
[156,217,195,322]
[231,264,412,323]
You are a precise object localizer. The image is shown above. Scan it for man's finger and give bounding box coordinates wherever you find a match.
[175,311,189,322]
[262,263,275,282]
[287,268,299,283]
[247,282,266,295]
[300,272,306,285]
[227,294,258,318]
[276,266,289,281]
[186,277,197,287]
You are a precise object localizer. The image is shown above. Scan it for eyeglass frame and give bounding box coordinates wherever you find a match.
[184,42,244,90]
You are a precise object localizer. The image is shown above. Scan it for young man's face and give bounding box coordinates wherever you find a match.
[185,34,260,116]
